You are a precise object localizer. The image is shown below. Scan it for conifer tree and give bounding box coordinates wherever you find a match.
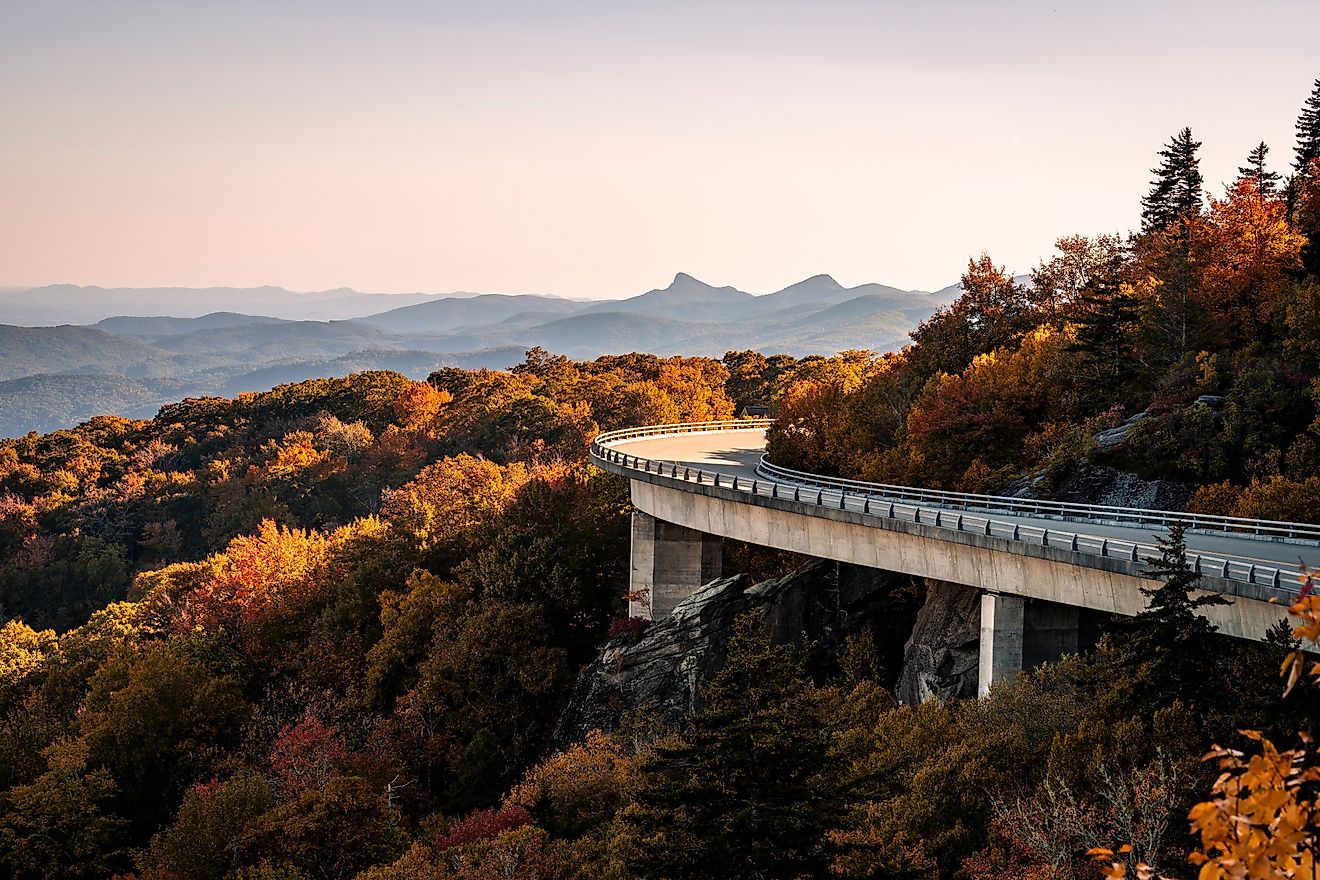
[1237,141,1282,196]
[1118,524,1231,714]
[1140,127,1205,234]
[1066,281,1141,390]
[1294,77,1320,175]
[610,611,834,880]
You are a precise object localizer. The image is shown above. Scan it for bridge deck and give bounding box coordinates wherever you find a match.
[608,427,1320,579]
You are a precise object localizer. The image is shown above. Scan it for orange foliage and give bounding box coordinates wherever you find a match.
[1190,178,1306,339]
[175,519,328,636]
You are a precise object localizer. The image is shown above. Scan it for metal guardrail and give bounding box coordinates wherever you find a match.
[754,457,1320,543]
[590,420,1307,598]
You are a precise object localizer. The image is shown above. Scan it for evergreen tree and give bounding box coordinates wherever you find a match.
[1140,127,1205,234]
[610,612,834,880]
[1118,524,1231,715]
[1294,77,1320,175]
[1237,141,1282,196]
[1066,281,1141,392]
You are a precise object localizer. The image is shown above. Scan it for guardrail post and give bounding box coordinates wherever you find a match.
[684,468,690,480]
[695,471,702,484]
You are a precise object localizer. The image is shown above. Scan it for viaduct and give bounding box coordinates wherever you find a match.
[591,420,1319,697]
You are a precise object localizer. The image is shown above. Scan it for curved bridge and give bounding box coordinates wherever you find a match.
[590,420,1315,695]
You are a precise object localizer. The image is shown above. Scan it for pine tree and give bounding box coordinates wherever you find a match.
[1294,77,1320,175]
[1118,524,1231,714]
[1066,281,1141,390]
[1237,141,1282,196]
[1140,127,1205,234]
[610,611,834,880]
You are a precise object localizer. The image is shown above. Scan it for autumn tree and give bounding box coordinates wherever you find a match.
[908,254,1034,380]
[1029,234,1127,326]
[0,738,128,880]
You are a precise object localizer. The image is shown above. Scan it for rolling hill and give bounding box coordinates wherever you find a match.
[0,272,961,436]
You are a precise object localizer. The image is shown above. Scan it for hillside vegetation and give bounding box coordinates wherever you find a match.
[0,79,1319,880]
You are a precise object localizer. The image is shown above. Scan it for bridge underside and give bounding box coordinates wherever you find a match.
[624,479,1291,699]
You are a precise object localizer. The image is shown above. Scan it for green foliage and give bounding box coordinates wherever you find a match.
[141,772,275,880]
[609,612,836,880]
[81,641,251,832]
[0,738,128,880]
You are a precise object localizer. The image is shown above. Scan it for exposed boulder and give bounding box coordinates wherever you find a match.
[553,560,907,748]
[1053,463,1192,511]
[895,579,981,705]
[1094,411,1151,452]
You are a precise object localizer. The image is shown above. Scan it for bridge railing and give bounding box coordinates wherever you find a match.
[754,457,1320,544]
[590,421,1307,598]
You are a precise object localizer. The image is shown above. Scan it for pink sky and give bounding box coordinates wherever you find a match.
[2,0,1317,298]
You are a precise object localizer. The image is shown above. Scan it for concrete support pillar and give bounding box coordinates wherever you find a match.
[1023,601,1081,668]
[978,592,1024,698]
[629,511,722,620]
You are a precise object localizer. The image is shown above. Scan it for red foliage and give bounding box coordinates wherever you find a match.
[269,712,347,799]
[608,616,651,640]
[436,805,533,851]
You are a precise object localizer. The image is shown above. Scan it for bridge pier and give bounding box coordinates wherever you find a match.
[978,593,1024,697]
[629,511,722,620]
[978,593,1082,697]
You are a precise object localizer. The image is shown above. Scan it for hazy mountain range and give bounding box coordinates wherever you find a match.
[0,273,961,437]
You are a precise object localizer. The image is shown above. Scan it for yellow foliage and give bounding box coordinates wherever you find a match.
[0,620,57,692]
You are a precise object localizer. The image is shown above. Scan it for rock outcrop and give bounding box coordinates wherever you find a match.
[553,560,906,748]
[1052,463,1192,511]
[895,579,981,705]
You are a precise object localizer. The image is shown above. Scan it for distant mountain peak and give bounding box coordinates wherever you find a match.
[667,272,722,290]
[803,273,843,287]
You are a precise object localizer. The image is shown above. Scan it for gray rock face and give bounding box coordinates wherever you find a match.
[895,579,981,705]
[1094,411,1150,452]
[553,560,899,748]
[1053,463,1191,511]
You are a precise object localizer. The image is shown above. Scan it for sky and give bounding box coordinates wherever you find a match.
[1,1,1318,299]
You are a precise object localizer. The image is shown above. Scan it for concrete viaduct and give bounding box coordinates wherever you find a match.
[591,420,1320,697]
